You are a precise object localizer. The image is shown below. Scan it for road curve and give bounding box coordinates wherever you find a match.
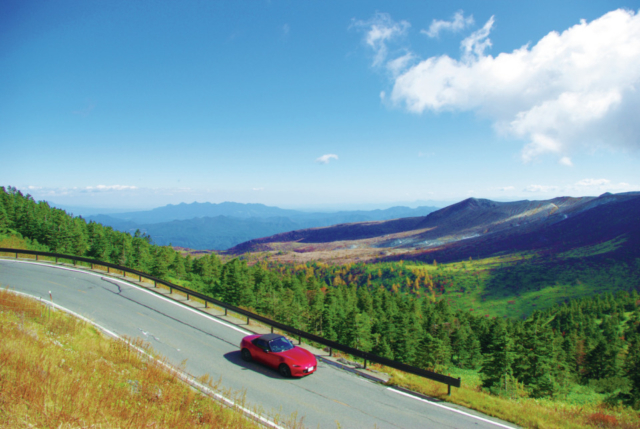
[0,259,517,429]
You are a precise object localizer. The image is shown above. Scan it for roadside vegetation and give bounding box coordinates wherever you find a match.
[3,185,640,428]
[0,288,265,428]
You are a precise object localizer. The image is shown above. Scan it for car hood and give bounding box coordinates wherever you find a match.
[280,347,316,365]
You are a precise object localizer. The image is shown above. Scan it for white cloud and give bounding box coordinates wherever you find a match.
[423,11,474,38]
[524,185,559,193]
[282,24,290,36]
[316,154,338,164]
[576,178,611,187]
[460,16,494,60]
[522,179,636,196]
[568,178,636,194]
[559,156,573,166]
[352,13,410,68]
[252,187,264,191]
[499,186,515,191]
[387,9,640,163]
[85,185,138,192]
[386,52,415,77]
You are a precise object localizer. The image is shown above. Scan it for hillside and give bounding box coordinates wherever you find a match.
[226,192,640,264]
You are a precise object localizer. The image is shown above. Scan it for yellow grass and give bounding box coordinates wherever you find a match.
[380,366,640,429]
[0,288,275,429]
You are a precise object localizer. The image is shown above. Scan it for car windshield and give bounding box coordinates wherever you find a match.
[269,337,294,353]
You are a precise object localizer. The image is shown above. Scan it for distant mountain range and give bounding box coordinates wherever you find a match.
[86,202,439,250]
[227,192,640,263]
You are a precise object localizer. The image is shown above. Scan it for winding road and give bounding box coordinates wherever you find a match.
[0,259,517,429]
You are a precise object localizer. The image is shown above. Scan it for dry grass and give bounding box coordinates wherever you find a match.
[381,366,640,429]
[0,288,272,429]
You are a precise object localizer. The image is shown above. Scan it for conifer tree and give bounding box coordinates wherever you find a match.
[481,320,516,395]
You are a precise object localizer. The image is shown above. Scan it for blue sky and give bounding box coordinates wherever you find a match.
[2,0,639,211]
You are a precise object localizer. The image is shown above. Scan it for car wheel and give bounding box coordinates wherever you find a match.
[278,364,291,378]
[241,348,252,362]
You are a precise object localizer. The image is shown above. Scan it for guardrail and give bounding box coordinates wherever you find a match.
[0,247,461,392]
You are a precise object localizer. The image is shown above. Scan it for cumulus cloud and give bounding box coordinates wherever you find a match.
[380,9,640,162]
[559,156,573,166]
[352,12,411,68]
[423,10,474,38]
[316,154,338,164]
[460,16,494,60]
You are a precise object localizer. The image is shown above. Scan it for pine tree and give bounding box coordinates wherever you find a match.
[0,204,10,232]
[624,336,640,408]
[584,338,619,381]
[481,320,516,396]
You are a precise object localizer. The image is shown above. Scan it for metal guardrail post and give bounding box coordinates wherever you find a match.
[36,254,38,261]
[225,308,228,316]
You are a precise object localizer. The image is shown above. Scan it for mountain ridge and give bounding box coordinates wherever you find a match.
[225,192,640,263]
[86,203,439,250]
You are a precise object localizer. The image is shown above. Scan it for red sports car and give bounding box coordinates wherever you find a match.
[240,333,317,377]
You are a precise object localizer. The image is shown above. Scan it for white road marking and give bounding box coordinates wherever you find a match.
[1,259,252,335]
[8,289,284,429]
[388,388,518,429]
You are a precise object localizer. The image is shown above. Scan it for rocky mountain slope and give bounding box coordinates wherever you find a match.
[226,192,640,263]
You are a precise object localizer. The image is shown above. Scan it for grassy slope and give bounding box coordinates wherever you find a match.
[384,365,640,429]
[0,289,275,429]
[407,237,639,319]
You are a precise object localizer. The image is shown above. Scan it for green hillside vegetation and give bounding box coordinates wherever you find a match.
[2,186,640,427]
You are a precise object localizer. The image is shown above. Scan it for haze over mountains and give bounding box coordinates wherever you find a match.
[86,202,439,250]
[228,192,640,264]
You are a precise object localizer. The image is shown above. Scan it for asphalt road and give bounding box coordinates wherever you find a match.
[0,259,517,429]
